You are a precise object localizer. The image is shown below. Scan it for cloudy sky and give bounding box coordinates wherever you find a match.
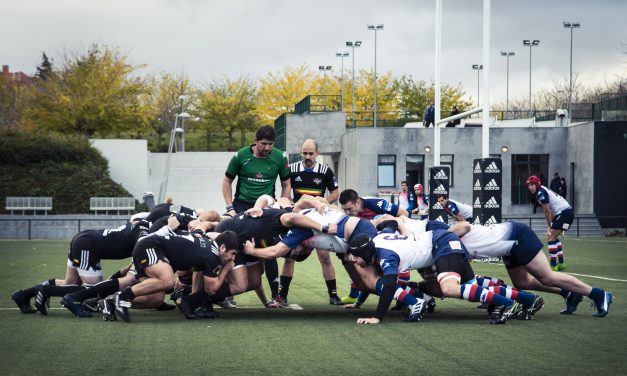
[2,0,625,105]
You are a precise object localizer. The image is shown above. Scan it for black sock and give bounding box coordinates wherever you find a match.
[264,259,279,298]
[325,279,338,297]
[70,279,120,301]
[43,284,85,297]
[208,283,232,303]
[279,276,293,299]
[183,291,210,309]
[119,287,136,301]
[559,289,571,299]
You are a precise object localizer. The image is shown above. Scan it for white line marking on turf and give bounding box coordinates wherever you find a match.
[1,304,307,311]
[565,273,627,283]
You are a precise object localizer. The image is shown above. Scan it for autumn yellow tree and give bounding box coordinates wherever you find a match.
[26,44,148,137]
[195,77,259,151]
[256,64,318,122]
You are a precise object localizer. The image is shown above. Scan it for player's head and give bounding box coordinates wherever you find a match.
[339,189,362,216]
[254,125,275,157]
[214,230,241,264]
[198,209,221,222]
[376,219,399,233]
[400,181,408,191]
[526,175,541,193]
[300,139,319,169]
[414,183,423,195]
[437,194,448,207]
[347,233,375,265]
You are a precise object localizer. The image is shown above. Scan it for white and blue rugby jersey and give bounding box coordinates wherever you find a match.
[536,185,571,215]
[373,232,435,273]
[460,222,516,259]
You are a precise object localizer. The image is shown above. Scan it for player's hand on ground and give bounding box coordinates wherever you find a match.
[340,303,359,309]
[356,317,380,324]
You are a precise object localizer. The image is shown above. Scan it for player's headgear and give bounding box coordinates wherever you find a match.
[347,233,375,265]
[526,175,541,189]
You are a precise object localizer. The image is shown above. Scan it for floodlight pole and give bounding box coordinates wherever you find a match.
[481,0,491,158]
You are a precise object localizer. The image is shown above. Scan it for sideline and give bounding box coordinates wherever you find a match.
[0,304,306,311]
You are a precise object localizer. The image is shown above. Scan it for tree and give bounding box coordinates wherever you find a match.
[256,64,317,122]
[196,77,259,151]
[26,44,148,137]
[35,53,53,80]
[142,72,196,151]
[0,76,31,126]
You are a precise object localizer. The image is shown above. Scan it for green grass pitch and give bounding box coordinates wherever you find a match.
[0,238,625,376]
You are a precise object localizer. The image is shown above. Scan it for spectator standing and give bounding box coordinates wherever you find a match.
[423,100,435,128]
[550,172,561,194]
[411,183,429,219]
[397,181,415,214]
[558,177,568,199]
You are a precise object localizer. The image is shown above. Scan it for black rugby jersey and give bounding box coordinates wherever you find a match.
[83,221,150,259]
[215,208,289,247]
[289,161,338,202]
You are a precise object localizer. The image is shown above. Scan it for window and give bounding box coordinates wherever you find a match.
[440,154,454,187]
[406,155,425,189]
[289,153,302,163]
[377,155,396,187]
[511,154,549,204]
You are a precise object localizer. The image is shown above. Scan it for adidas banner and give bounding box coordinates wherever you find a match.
[472,158,502,225]
[428,166,450,223]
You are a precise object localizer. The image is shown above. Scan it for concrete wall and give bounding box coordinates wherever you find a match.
[566,122,595,213]
[91,139,149,200]
[284,112,345,155]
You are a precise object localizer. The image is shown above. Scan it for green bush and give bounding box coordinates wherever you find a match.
[0,127,132,213]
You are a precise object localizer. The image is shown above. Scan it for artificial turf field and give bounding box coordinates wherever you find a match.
[0,238,625,376]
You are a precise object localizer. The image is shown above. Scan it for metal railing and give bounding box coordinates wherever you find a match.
[294,95,342,114]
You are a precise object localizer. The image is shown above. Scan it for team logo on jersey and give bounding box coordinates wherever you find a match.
[433,184,447,194]
[484,162,501,173]
[449,240,462,250]
[485,216,498,226]
[473,162,482,173]
[213,266,222,276]
[484,197,500,208]
[484,179,500,191]
[256,172,264,178]
[433,170,448,180]
[473,197,481,208]
[294,176,303,182]
[473,180,482,190]
[377,200,384,208]
[313,178,322,185]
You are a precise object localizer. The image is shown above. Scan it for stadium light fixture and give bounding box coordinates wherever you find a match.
[472,64,483,107]
[563,21,580,125]
[367,24,384,127]
[346,40,362,127]
[318,65,332,111]
[500,51,515,117]
[335,51,349,111]
[523,39,540,117]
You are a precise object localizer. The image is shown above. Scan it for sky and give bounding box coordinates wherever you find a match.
[2,0,626,106]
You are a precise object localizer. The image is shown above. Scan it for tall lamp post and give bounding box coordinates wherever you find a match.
[500,51,515,118]
[523,39,540,118]
[563,21,580,124]
[335,51,349,112]
[367,24,384,128]
[178,95,186,152]
[346,40,361,127]
[158,112,191,203]
[318,65,332,111]
[472,64,483,107]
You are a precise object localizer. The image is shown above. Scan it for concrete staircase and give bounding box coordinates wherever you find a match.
[503,213,605,237]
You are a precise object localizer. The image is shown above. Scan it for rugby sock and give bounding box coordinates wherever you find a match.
[398,271,411,283]
[264,259,280,298]
[460,283,514,307]
[475,275,507,288]
[119,287,136,302]
[559,289,572,299]
[43,284,85,297]
[69,278,119,301]
[556,241,565,264]
[325,279,338,298]
[279,275,293,299]
[348,280,360,299]
[373,277,418,306]
[488,286,536,307]
[183,291,209,308]
[588,287,604,301]
[548,240,559,267]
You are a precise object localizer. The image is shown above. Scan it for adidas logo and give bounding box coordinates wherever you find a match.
[294,176,303,182]
[432,202,443,210]
[485,216,498,226]
[473,162,482,173]
[484,162,500,173]
[433,170,448,180]
[473,197,481,208]
[473,180,482,191]
[433,184,447,194]
[436,215,447,223]
[472,216,482,225]
[484,196,500,208]
[484,179,500,191]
